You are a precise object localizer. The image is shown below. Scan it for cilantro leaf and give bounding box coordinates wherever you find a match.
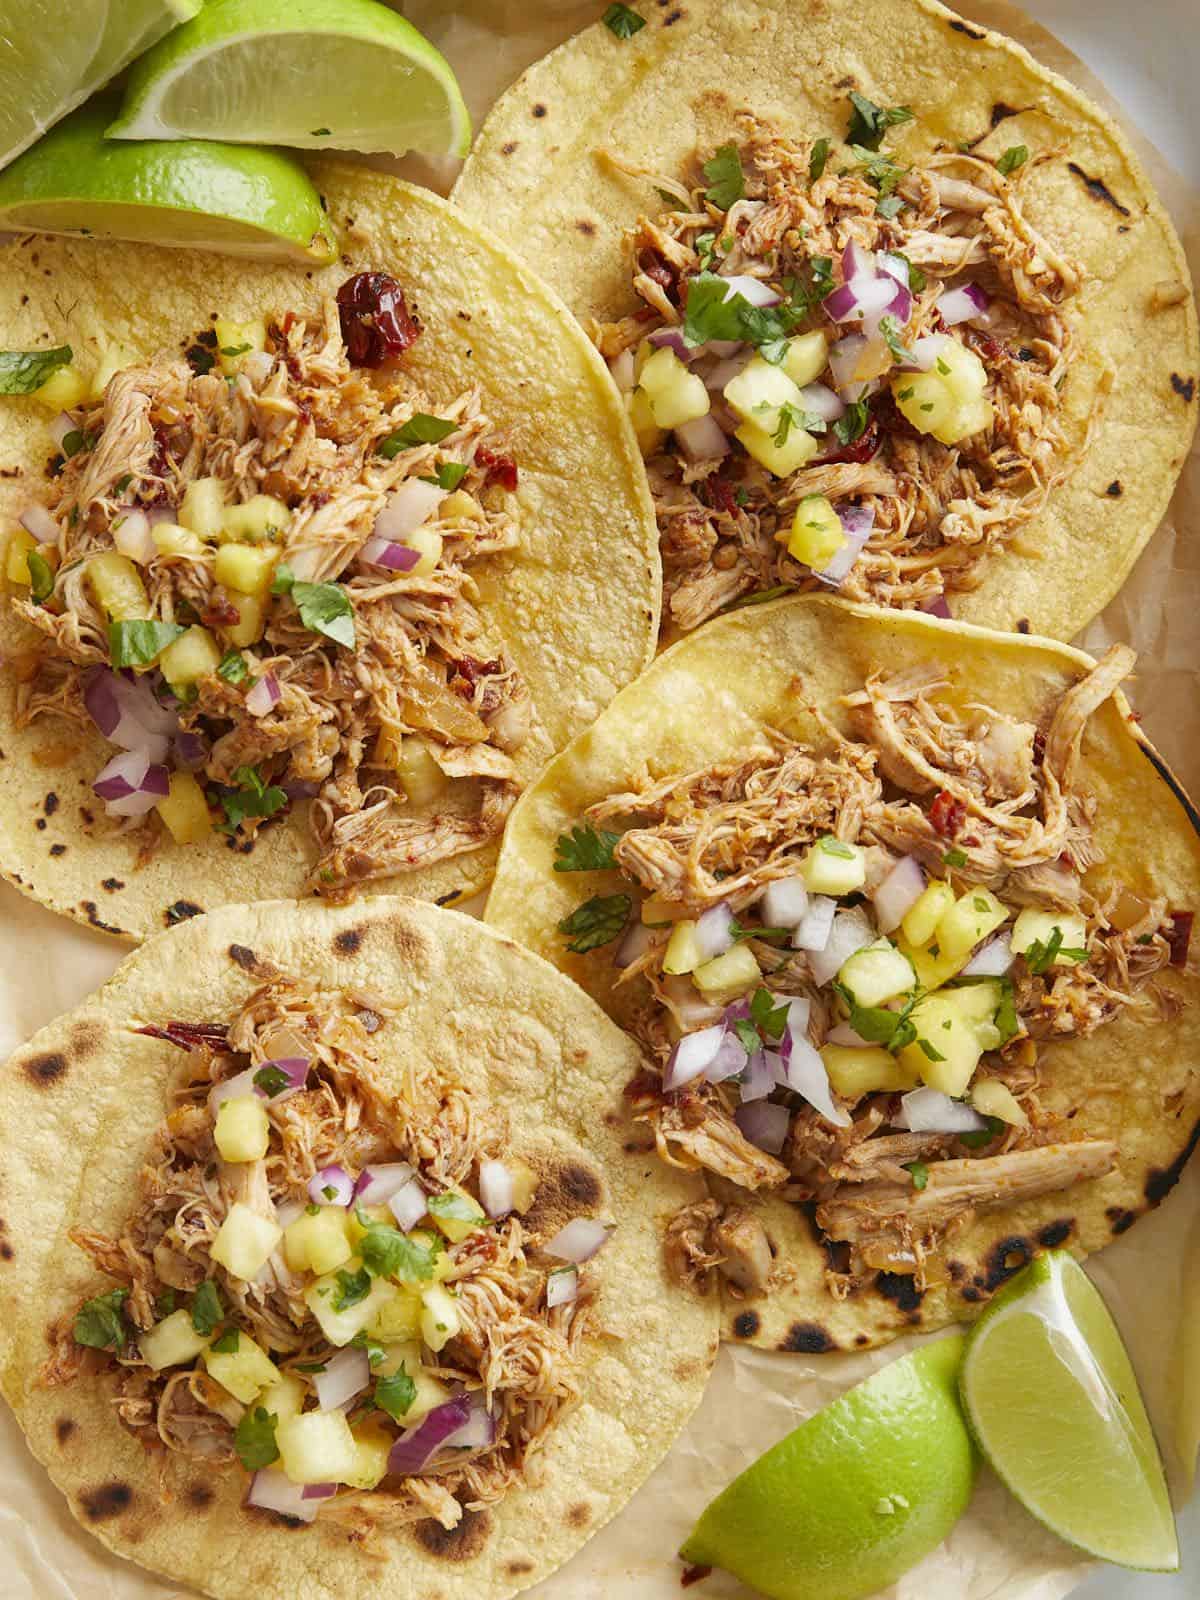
[378,414,457,458]
[427,1191,484,1227]
[681,272,804,354]
[878,314,917,366]
[26,549,54,604]
[833,400,870,447]
[997,144,1029,177]
[108,619,186,669]
[0,344,73,395]
[333,1265,372,1311]
[73,1288,128,1350]
[942,847,968,868]
[554,823,621,873]
[846,92,914,152]
[557,893,631,954]
[234,1406,280,1471]
[994,981,1020,1044]
[958,1115,1005,1150]
[809,137,832,182]
[155,1289,177,1318]
[421,461,469,492]
[603,2,646,37]
[833,983,919,1053]
[1024,926,1088,976]
[271,561,296,596]
[190,1280,223,1337]
[358,1219,437,1283]
[210,1326,240,1353]
[817,835,855,859]
[693,230,718,268]
[290,580,355,648]
[220,343,252,359]
[703,144,745,211]
[219,764,287,833]
[917,1037,947,1062]
[375,1368,417,1421]
[721,584,791,612]
[904,1160,929,1190]
[768,400,825,448]
[728,918,791,945]
[351,1331,388,1367]
[733,1018,761,1054]
[218,649,248,683]
[253,1063,290,1097]
[750,987,789,1041]
[875,194,905,220]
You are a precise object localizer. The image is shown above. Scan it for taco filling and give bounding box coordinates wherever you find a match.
[595,101,1085,631]
[6,271,530,895]
[552,645,1192,1299]
[45,978,609,1532]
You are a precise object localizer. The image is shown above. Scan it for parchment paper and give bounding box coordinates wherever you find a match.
[1,4,1197,1598]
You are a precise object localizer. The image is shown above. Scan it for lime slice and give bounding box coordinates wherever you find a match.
[107,0,470,158]
[0,0,198,172]
[681,1336,977,1600]
[0,99,337,265]
[960,1250,1178,1571]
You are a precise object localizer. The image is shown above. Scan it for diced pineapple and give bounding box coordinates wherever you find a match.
[939,393,993,444]
[396,737,447,806]
[898,981,1003,1097]
[801,836,867,896]
[399,527,442,578]
[159,624,221,690]
[214,317,267,376]
[937,339,989,404]
[892,340,991,447]
[890,371,958,439]
[156,771,212,845]
[735,418,820,477]
[5,528,37,586]
[305,1265,398,1347]
[639,347,711,429]
[896,934,966,994]
[86,550,148,621]
[151,522,206,559]
[377,1343,452,1423]
[277,1409,359,1486]
[203,1334,281,1404]
[934,888,1008,963]
[139,1308,210,1371]
[35,362,89,412]
[221,494,291,545]
[970,1078,1029,1127]
[509,1159,539,1215]
[1010,908,1088,965]
[627,388,666,456]
[284,1208,353,1276]
[259,1371,306,1425]
[723,355,803,433]
[366,1286,424,1343]
[692,943,761,1001]
[214,541,278,596]
[783,494,844,569]
[901,880,956,948]
[662,919,703,976]
[179,478,227,540]
[837,939,916,1007]
[214,1095,270,1163]
[88,342,139,402]
[420,1283,461,1353]
[438,489,482,526]
[428,1188,486,1245]
[344,1423,393,1490]
[222,590,269,647]
[821,1044,920,1099]
[781,331,828,389]
[210,1201,283,1282]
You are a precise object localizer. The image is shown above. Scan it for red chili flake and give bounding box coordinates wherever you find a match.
[1166,911,1193,968]
[475,444,519,491]
[624,1069,661,1101]
[638,247,679,301]
[681,1566,712,1589]
[964,326,1007,366]
[1033,728,1047,765]
[148,422,172,480]
[201,597,241,629]
[136,1021,229,1053]
[700,475,740,516]
[821,416,881,466]
[335,271,420,367]
[929,790,966,838]
[451,655,503,691]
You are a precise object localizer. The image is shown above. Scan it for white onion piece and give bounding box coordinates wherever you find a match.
[442,1395,496,1452]
[241,351,275,384]
[374,479,445,543]
[388,1179,428,1233]
[20,502,59,544]
[706,1031,748,1083]
[478,1160,514,1219]
[871,855,926,933]
[814,504,874,587]
[961,933,1014,978]
[663,1023,726,1091]
[782,1030,851,1127]
[877,252,909,287]
[206,1066,266,1118]
[663,975,724,1032]
[721,274,781,308]
[825,274,896,325]
[276,1198,305,1231]
[546,1265,579,1309]
[675,412,730,463]
[83,667,175,758]
[315,1348,369,1412]
[248,1468,319,1522]
[792,894,837,953]
[93,747,169,817]
[694,901,735,961]
[898,1087,987,1133]
[245,672,281,718]
[784,996,811,1038]
[734,1100,790,1155]
[796,382,845,422]
[936,284,989,326]
[739,1049,773,1103]
[827,1022,874,1047]
[545,1217,612,1263]
[760,876,809,928]
[808,906,877,987]
[48,412,75,450]
[355,1162,416,1206]
[842,239,877,285]
[112,508,155,565]
[898,333,949,373]
[614,919,655,970]
[309,1164,353,1207]
[609,349,636,391]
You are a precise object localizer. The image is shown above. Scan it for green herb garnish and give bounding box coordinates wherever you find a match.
[703,143,745,211]
[357,1217,436,1283]
[234,1406,279,1471]
[253,1063,291,1097]
[0,344,73,395]
[73,1288,128,1350]
[218,650,248,683]
[219,764,287,833]
[996,144,1029,176]
[421,461,469,492]
[904,1160,929,1190]
[602,2,646,38]
[879,314,916,366]
[554,823,621,873]
[942,847,968,868]
[378,413,457,458]
[375,1368,417,1421]
[845,92,914,152]
[557,893,631,954]
[959,1115,1005,1149]
[832,983,919,1054]
[809,137,832,181]
[817,835,855,858]
[108,619,186,669]
[26,549,54,604]
[210,1326,240,1353]
[1024,926,1088,975]
[190,1280,223,1337]
[333,1266,372,1311]
[833,400,870,447]
[917,1037,947,1062]
[270,568,355,648]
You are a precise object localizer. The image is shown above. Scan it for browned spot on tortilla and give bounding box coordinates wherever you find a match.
[101,877,124,892]
[855,1333,870,1346]
[70,1021,104,1060]
[44,791,59,814]
[949,17,986,36]
[532,103,547,118]
[1106,480,1123,497]
[1038,1219,1073,1249]
[664,6,683,20]
[35,818,45,830]
[962,1285,983,1302]
[732,1310,759,1340]
[983,1235,1033,1291]
[1066,162,1131,216]
[875,1271,924,1312]
[388,916,430,967]
[524,1158,603,1234]
[779,1322,834,1353]
[673,1354,704,1383]
[947,1260,967,1282]
[166,900,203,926]
[623,1136,655,1155]
[1016,618,1031,634]
[80,1482,132,1521]
[505,1559,535,1578]
[187,1483,215,1509]
[566,1502,591,1529]
[55,1417,76,1445]
[1171,373,1196,402]
[1146,1117,1200,1203]
[413,1507,491,1561]
[229,944,259,972]
[991,102,1023,126]
[0,1241,12,1261]
[333,926,366,955]
[23,1051,66,1086]
[435,891,460,906]
[576,219,596,236]
[501,141,517,156]
[244,1506,308,1531]
[49,842,66,856]
[81,900,122,934]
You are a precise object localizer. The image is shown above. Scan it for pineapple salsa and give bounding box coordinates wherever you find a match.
[46,979,607,1531]
[553,648,1190,1302]
[594,93,1085,633]
[5,271,529,895]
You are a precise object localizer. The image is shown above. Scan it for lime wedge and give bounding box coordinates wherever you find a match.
[0,0,198,173]
[107,0,470,158]
[960,1250,1178,1571]
[0,99,337,265]
[681,1336,977,1600]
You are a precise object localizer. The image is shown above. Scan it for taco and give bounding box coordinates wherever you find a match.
[484,595,1200,1352]
[0,896,717,1598]
[0,163,659,941]
[454,0,1198,642]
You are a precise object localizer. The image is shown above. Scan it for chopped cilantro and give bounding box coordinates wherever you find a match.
[357,1217,436,1283]
[375,1368,417,1421]
[703,144,745,211]
[220,343,251,359]
[219,764,287,833]
[0,344,73,394]
[272,574,355,648]
[878,314,916,366]
[959,1116,1004,1150]
[210,1326,240,1353]
[602,2,645,38]
[973,895,990,912]
[26,549,54,604]
[769,400,825,448]
[270,561,296,596]
[421,461,469,492]
[833,400,870,447]
[155,1290,177,1318]
[694,230,718,268]
[892,252,925,292]
[681,271,804,354]
[351,1332,388,1367]
[728,918,791,945]
[73,1288,128,1350]
[253,1062,291,1097]
[217,649,248,684]
[333,1265,372,1311]
[997,144,1029,177]
[61,429,94,458]
[917,1037,947,1062]
[875,194,905,220]
[234,1406,279,1471]
[994,981,1020,1043]
[833,983,919,1054]
[114,474,133,494]
[557,893,631,953]
[378,414,457,457]
[845,92,914,152]
[108,619,186,669]
[904,1160,929,1190]
[428,1191,483,1227]
[750,986,790,1040]
[190,1280,223,1336]
[808,137,832,182]
[817,835,855,859]
[942,847,968,868]
[554,823,621,872]
[1024,926,1088,975]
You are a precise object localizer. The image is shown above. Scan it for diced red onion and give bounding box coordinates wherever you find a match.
[792,894,837,953]
[245,672,280,718]
[388,1178,428,1232]
[705,351,752,391]
[898,1087,987,1134]
[841,240,876,285]
[760,876,809,928]
[936,283,989,326]
[283,779,319,801]
[259,1057,310,1101]
[545,1217,612,1263]
[897,333,949,373]
[663,1023,726,1091]
[784,997,811,1037]
[302,1482,338,1500]
[706,1031,749,1083]
[308,1164,353,1207]
[93,748,170,816]
[360,535,422,572]
[248,1468,319,1522]
[734,1100,790,1155]
[84,667,176,759]
[780,1029,851,1127]
[923,593,952,619]
[675,413,730,463]
[648,326,691,359]
[881,281,913,328]
[354,1162,416,1206]
[962,933,1014,978]
[174,729,208,768]
[20,503,58,545]
[614,920,656,970]
[441,1394,496,1452]
[825,274,897,325]
[827,1022,874,1046]
[144,505,178,527]
[388,1396,473,1476]
[871,855,926,933]
[375,479,445,544]
[877,252,909,286]
[207,1065,265,1117]
[721,274,781,308]
[814,504,874,587]
[739,1048,773,1103]
[479,1160,514,1219]
[694,901,735,962]
[48,412,75,450]
[609,349,636,391]
[808,906,876,987]
[706,339,743,359]
[315,1347,369,1412]
[547,1265,579,1309]
[796,382,845,422]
